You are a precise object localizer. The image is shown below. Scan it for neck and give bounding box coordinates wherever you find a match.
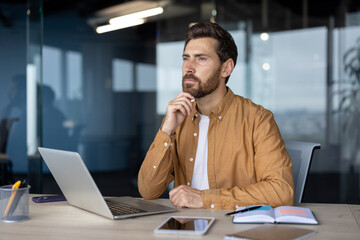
[196,84,227,116]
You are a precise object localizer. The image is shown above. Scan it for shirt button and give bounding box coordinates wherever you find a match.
[153,165,157,169]
[194,133,197,137]
[190,158,193,162]
[164,142,168,147]
[218,116,222,120]
[195,113,198,117]
[210,204,215,209]
[187,182,190,186]
[170,143,173,147]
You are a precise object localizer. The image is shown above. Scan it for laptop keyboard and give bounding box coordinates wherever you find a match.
[105,199,147,216]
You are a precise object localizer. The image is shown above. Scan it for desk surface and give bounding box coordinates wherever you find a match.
[1,195,360,240]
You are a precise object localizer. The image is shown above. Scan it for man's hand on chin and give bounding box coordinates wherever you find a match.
[169,185,204,208]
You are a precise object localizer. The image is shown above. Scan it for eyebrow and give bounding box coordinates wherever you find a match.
[182,53,210,58]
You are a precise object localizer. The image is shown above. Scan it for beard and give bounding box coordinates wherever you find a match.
[182,67,221,98]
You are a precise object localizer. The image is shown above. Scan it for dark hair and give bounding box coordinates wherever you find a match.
[184,22,238,84]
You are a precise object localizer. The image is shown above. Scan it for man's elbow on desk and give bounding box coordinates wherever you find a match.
[137,179,167,200]
[138,186,161,200]
[266,184,294,207]
[281,186,295,206]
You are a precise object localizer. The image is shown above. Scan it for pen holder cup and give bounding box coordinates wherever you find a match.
[0,185,31,223]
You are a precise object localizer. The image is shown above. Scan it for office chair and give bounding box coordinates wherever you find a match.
[0,118,18,185]
[285,141,321,204]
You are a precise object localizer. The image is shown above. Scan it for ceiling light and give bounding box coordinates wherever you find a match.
[109,7,163,25]
[88,1,195,33]
[96,19,146,34]
[262,63,271,71]
[260,32,269,41]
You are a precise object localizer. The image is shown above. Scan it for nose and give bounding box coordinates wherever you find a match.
[183,58,195,74]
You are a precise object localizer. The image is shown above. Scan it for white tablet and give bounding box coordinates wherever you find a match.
[154,216,215,235]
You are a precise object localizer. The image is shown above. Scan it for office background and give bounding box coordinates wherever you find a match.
[0,0,359,204]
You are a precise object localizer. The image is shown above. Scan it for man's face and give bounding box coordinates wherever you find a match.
[182,38,222,98]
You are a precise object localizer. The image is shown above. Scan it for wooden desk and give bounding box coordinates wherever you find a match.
[1,195,359,240]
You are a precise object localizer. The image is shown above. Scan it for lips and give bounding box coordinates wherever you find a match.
[184,78,197,84]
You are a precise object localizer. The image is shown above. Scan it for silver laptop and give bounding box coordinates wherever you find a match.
[38,147,176,219]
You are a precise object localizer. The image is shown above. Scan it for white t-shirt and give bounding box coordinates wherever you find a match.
[191,114,210,190]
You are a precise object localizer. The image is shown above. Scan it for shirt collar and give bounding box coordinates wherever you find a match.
[190,87,235,121]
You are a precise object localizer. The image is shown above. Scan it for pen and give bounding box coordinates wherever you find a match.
[225,205,262,216]
[7,180,28,216]
[4,180,22,216]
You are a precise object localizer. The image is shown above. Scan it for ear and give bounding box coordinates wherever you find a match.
[221,59,235,78]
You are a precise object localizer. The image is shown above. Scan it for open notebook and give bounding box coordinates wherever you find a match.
[232,205,318,224]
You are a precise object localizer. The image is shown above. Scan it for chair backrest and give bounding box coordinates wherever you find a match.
[285,141,320,204]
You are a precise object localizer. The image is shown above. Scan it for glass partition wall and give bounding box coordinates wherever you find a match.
[0,0,43,192]
[333,12,360,203]
[0,2,27,186]
[0,0,359,203]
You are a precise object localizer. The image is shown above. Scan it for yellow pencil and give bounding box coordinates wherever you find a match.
[4,180,22,217]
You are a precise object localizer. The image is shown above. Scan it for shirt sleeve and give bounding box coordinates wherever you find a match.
[201,110,294,209]
[138,129,176,199]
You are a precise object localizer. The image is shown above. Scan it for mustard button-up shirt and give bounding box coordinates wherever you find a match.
[138,88,294,209]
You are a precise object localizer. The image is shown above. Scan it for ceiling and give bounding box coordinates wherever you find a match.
[0,0,360,31]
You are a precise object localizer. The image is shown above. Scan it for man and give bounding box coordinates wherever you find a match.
[138,22,294,209]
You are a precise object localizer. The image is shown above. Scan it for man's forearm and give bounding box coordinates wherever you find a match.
[201,175,294,210]
[138,130,175,199]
